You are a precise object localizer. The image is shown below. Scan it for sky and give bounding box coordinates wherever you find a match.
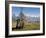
[12,7,40,17]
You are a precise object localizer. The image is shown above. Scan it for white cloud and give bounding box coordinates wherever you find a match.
[15,14,18,17]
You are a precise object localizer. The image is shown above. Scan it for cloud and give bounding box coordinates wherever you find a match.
[15,14,18,17]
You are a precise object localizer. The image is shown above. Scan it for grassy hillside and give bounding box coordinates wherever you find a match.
[12,21,40,31]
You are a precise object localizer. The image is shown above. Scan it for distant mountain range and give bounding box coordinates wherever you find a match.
[26,16,40,22]
[12,15,40,23]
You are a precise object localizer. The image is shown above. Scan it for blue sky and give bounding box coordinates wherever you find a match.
[12,7,40,17]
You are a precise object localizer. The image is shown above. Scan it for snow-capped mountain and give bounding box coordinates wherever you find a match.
[25,16,40,23]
